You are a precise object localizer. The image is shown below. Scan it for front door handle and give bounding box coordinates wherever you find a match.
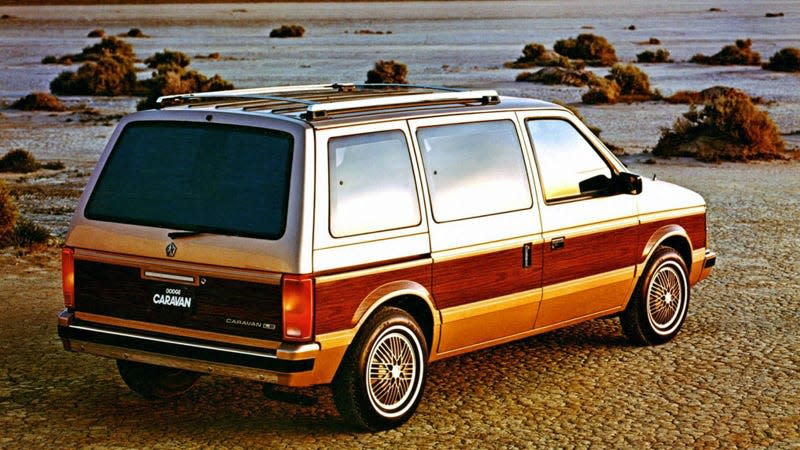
[550,237,565,250]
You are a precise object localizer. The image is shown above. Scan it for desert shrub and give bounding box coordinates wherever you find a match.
[582,64,657,104]
[516,67,600,87]
[65,37,135,64]
[123,28,147,38]
[144,49,191,69]
[665,86,762,104]
[50,54,138,96]
[554,33,618,66]
[636,48,672,63]
[366,60,409,84]
[507,42,576,69]
[87,28,105,38]
[653,90,785,161]
[582,79,621,104]
[689,39,761,65]
[40,161,65,170]
[0,180,18,238]
[41,55,58,64]
[609,63,653,96]
[10,92,66,111]
[9,218,50,249]
[765,12,784,18]
[270,25,304,38]
[763,47,800,72]
[136,66,234,110]
[0,149,39,173]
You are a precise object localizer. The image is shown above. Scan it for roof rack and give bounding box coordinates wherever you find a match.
[156,83,501,120]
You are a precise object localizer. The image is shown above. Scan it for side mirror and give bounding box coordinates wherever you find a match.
[614,172,642,195]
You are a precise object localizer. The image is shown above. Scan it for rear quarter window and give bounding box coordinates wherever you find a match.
[86,121,293,239]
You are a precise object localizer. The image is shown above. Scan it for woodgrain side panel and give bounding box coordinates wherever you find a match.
[431,244,543,310]
[314,264,431,335]
[543,225,638,286]
[639,213,706,260]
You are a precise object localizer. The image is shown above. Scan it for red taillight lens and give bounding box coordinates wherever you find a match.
[61,247,75,308]
[281,274,314,342]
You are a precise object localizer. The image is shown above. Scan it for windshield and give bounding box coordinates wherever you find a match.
[86,121,293,240]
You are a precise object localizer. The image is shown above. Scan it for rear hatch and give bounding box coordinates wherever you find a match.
[64,113,311,343]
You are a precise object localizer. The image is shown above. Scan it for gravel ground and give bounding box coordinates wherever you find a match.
[1,160,798,449]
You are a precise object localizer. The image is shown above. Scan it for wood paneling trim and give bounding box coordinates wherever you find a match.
[638,212,706,259]
[543,225,638,286]
[432,243,543,310]
[314,264,432,335]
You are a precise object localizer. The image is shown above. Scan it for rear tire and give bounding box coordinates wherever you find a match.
[621,246,690,345]
[116,360,201,399]
[332,307,428,431]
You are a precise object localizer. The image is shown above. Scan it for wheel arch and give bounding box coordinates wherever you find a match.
[350,281,440,355]
[639,224,693,272]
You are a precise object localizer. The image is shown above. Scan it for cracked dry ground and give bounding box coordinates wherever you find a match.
[0,161,798,449]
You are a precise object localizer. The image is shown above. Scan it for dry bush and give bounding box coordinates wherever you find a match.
[582,64,657,104]
[582,79,621,104]
[653,90,785,162]
[144,49,191,69]
[553,33,618,66]
[10,92,66,111]
[636,48,672,63]
[50,54,138,96]
[0,149,39,173]
[53,37,136,65]
[8,218,51,250]
[765,12,784,18]
[690,39,761,65]
[87,29,105,38]
[763,47,800,72]
[0,180,18,238]
[123,28,148,38]
[665,86,763,105]
[506,42,577,69]
[610,63,653,96]
[137,66,234,110]
[270,25,305,38]
[516,67,599,86]
[366,60,409,84]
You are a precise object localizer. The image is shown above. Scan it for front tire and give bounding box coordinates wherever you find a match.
[621,246,690,345]
[332,307,428,431]
[116,360,201,399]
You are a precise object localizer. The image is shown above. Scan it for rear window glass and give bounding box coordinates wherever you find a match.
[85,121,293,240]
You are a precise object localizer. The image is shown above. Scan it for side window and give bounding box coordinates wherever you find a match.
[527,119,612,201]
[416,120,532,222]
[329,130,421,237]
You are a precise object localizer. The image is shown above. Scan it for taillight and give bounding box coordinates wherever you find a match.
[281,274,314,342]
[61,247,75,308]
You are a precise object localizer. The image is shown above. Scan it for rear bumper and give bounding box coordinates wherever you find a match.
[57,310,348,387]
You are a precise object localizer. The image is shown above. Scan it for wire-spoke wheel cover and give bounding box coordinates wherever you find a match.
[365,325,423,418]
[646,260,688,335]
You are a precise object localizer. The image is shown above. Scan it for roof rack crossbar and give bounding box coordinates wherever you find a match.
[156,83,463,106]
[305,90,500,120]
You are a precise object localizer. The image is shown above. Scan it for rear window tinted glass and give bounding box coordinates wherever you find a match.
[86,121,293,240]
[328,130,420,237]
[416,120,532,222]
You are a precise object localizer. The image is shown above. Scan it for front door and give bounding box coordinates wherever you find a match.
[520,114,639,331]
